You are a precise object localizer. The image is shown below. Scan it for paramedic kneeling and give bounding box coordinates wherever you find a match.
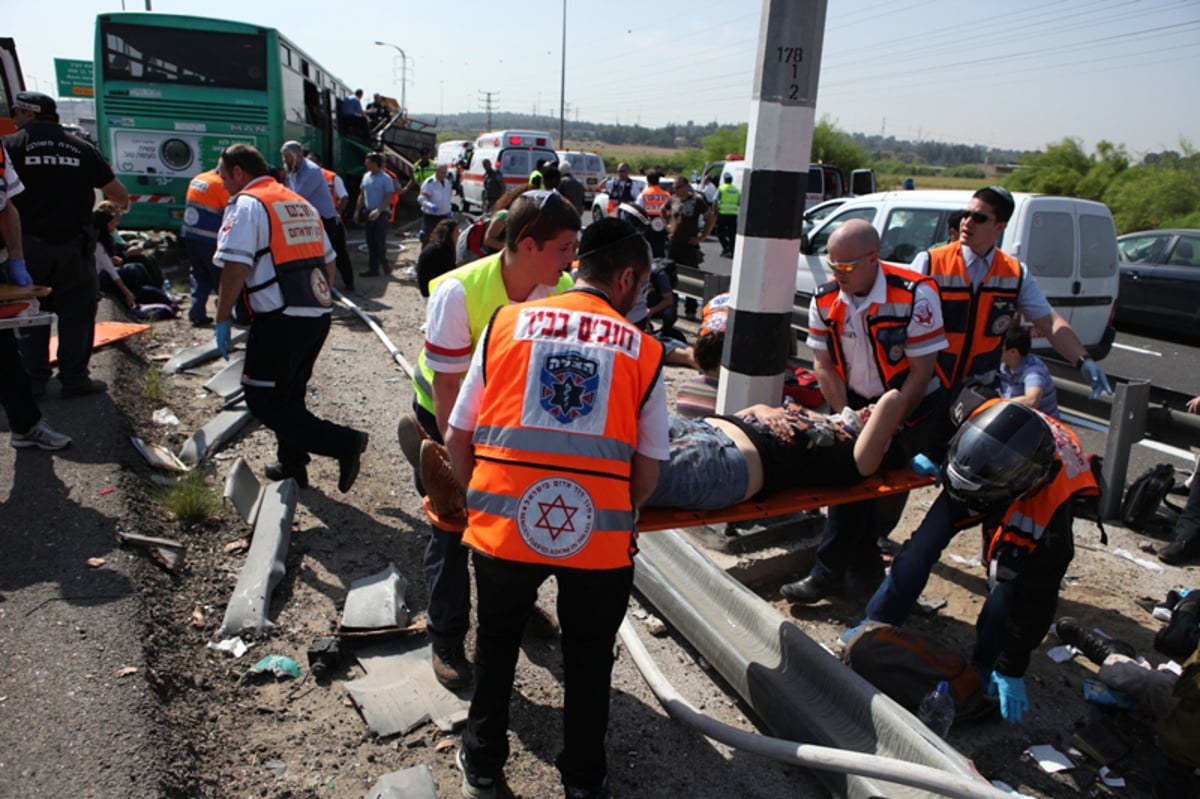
[445,219,668,799]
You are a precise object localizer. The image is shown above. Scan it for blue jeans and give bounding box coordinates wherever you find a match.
[646,417,749,510]
[184,237,219,322]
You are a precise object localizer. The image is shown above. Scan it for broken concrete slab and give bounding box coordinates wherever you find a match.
[204,353,246,399]
[116,531,186,573]
[223,457,264,526]
[163,330,248,374]
[219,478,297,637]
[130,436,188,471]
[345,639,469,737]
[364,764,437,799]
[178,404,253,466]
[341,562,411,630]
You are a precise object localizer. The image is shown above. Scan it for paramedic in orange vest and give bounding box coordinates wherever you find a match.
[915,186,1111,400]
[635,171,671,258]
[306,152,349,220]
[180,166,230,325]
[445,217,668,799]
[864,400,1099,724]
[781,219,948,605]
[213,143,368,492]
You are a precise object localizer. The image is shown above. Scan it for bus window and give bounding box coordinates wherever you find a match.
[100,20,267,90]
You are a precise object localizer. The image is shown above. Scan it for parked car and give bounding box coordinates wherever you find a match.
[590,175,647,223]
[1115,229,1200,337]
[802,197,847,234]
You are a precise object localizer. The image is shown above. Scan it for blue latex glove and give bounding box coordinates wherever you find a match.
[1080,359,1112,400]
[988,672,1029,723]
[7,258,32,286]
[910,453,941,486]
[215,320,232,360]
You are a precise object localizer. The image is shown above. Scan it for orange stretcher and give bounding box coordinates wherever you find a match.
[50,320,151,364]
[421,467,935,533]
[0,284,52,319]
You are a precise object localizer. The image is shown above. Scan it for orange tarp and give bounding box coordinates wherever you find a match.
[50,321,151,364]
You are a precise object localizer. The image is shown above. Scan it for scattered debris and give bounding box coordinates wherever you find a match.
[345,639,469,737]
[1071,716,1131,764]
[98,487,116,496]
[223,540,249,555]
[178,404,254,466]
[203,354,246,399]
[207,637,249,659]
[1046,644,1076,664]
[218,478,297,637]
[948,554,982,567]
[263,760,287,778]
[223,457,262,525]
[341,562,410,631]
[914,596,948,616]
[645,616,668,637]
[249,655,301,680]
[114,666,139,679]
[191,606,206,628]
[116,531,186,573]
[1099,767,1126,788]
[86,557,107,568]
[163,330,247,374]
[990,780,1034,799]
[365,764,437,799]
[1083,678,1138,710]
[152,407,180,426]
[1111,547,1165,572]
[1024,744,1074,773]
[306,637,343,680]
[434,739,455,752]
[130,436,188,471]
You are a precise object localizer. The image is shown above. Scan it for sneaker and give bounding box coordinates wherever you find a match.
[839,619,869,647]
[421,439,465,517]
[338,431,369,493]
[1054,617,1136,666]
[397,412,429,470]
[433,642,473,690]
[456,746,514,799]
[60,378,108,399]
[264,461,309,488]
[780,572,840,604]
[10,418,71,451]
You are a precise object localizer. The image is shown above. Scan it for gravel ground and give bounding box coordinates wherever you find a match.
[2,225,1197,799]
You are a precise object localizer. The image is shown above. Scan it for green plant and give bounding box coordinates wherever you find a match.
[161,469,222,523]
[144,364,164,401]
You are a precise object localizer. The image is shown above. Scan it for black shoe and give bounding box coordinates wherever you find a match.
[1055,617,1136,666]
[190,316,214,327]
[338,431,369,493]
[264,461,309,488]
[60,378,108,399]
[1159,535,1199,565]
[780,572,839,604]
[433,643,473,689]
[359,270,381,277]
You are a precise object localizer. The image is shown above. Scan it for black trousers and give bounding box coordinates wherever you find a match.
[0,328,40,434]
[17,233,97,389]
[241,313,361,469]
[322,217,354,290]
[463,553,633,791]
[716,214,737,253]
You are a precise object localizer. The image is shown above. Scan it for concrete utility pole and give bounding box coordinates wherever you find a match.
[559,0,567,147]
[716,0,827,414]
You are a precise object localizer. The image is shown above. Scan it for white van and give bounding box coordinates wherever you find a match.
[700,159,874,206]
[460,130,556,212]
[556,150,606,203]
[795,190,1120,358]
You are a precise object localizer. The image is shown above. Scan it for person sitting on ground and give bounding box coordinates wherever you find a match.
[417,218,459,298]
[997,325,1059,418]
[1160,395,1200,565]
[92,203,137,308]
[676,293,729,418]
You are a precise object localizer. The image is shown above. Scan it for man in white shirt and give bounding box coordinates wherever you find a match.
[418,163,455,245]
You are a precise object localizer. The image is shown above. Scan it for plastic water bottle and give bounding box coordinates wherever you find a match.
[917,681,955,738]
[162,279,172,294]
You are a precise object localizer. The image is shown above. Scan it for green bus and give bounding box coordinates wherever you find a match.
[95,12,370,230]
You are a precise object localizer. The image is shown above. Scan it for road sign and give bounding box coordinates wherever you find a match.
[55,58,94,98]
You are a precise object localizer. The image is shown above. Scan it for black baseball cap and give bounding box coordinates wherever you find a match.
[12,91,56,116]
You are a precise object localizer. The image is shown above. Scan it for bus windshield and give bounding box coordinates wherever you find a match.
[100,20,267,90]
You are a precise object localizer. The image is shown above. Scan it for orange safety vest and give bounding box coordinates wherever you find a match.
[320,167,341,220]
[640,185,670,217]
[233,179,332,322]
[181,169,230,240]
[462,289,664,569]
[813,264,941,393]
[383,168,400,223]
[926,242,1022,388]
[980,401,1099,561]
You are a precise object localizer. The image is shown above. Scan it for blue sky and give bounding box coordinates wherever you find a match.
[12,0,1200,156]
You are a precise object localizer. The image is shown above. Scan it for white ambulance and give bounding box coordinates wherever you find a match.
[460,130,556,212]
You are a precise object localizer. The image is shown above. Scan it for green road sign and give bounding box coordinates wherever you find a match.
[55,58,94,98]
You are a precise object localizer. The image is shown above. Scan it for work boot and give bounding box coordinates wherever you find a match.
[338,431,369,493]
[457,746,514,799]
[1154,593,1200,661]
[1055,617,1137,666]
[60,378,108,399]
[780,571,840,604]
[432,642,473,690]
[264,461,309,488]
[1159,533,1200,565]
[421,439,465,517]
[397,412,428,470]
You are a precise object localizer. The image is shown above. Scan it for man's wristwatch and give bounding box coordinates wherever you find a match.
[1076,354,1093,368]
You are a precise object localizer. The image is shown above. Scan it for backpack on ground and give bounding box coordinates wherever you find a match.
[842,623,992,721]
[1121,463,1181,534]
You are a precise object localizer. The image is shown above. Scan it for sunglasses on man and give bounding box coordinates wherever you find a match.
[824,250,876,273]
[961,209,995,225]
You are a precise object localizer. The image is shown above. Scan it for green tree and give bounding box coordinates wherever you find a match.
[701,124,749,164]
[1005,137,1093,196]
[810,118,868,173]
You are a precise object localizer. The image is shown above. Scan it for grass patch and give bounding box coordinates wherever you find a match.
[161,469,222,523]
[144,364,165,401]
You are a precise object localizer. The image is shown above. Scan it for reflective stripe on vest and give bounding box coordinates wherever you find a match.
[235,180,331,319]
[814,265,933,392]
[717,184,740,215]
[462,290,664,569]
[181,170,230,240]
[640,186,670,217]
[981,401,1099,559]
[412,252,575,413]
[927,242,1022,388]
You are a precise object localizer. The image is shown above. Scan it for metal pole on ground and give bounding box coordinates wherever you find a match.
[1101,378,1152,520]
[717,0,826,413]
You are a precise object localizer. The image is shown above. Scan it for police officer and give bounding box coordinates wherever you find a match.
[445,218,669,799]
[781,219,948,604]
[715,173,740,257]
[180,165,229,325]
[213,143,368,491]
[4,91,129,398]
[280,141,353,292]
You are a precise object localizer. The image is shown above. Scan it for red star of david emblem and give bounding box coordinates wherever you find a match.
[534,493,579,541]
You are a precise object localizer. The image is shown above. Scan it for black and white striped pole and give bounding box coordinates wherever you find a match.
[716,0,826,414]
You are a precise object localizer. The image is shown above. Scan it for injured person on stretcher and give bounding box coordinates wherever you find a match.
[420,388,908,517]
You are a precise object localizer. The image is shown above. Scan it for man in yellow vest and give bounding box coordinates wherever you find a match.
[715,172,740,257]
[445,217,668,799]
[402,189,581,690]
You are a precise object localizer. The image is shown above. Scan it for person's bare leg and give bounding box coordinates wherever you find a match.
[853,388,905,475]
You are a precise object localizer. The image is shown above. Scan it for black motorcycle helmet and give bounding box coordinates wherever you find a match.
[943,401,1057,511]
